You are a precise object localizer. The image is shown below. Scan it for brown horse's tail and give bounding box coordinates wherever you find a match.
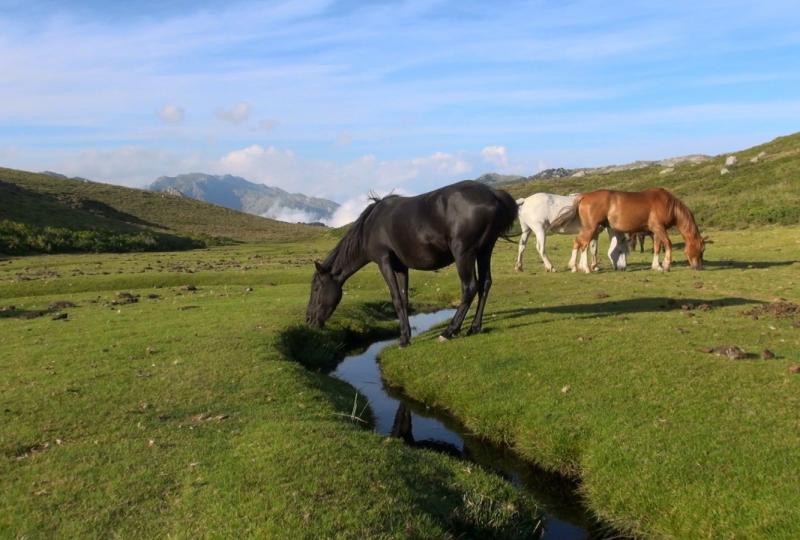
[549,194,582,231]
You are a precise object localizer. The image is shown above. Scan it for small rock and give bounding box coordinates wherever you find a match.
[761,349,775,360]
[245,287,254,292]
[561,385,571,394]
[659,167,674,175]
[51,313,68,321]
[700,345,747,360]
[720,167,729,175]
[725,155,738,166]
[181,285,198,292]
[146,347,157,355]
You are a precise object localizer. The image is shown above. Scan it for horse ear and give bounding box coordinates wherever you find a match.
[314,260,326,273]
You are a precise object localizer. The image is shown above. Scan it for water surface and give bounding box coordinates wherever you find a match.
[332,310,619,540]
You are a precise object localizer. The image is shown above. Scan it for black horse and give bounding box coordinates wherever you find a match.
[306,181,518,346]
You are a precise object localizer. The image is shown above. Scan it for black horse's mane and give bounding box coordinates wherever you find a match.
[323,194,398,270]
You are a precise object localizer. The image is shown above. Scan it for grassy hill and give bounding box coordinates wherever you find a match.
[505,132,800,229]
[0,167,322,254]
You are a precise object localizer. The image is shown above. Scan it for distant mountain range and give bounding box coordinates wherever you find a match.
[149,173,338,224]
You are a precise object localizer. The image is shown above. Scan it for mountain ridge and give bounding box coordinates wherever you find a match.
[149,173,338,223]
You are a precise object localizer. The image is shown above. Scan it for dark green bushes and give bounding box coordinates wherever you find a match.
[0,220,204,255]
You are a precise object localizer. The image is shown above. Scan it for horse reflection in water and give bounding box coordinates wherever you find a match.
[389,403,463,458]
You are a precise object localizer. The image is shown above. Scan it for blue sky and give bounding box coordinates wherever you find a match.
[2,0,800,208]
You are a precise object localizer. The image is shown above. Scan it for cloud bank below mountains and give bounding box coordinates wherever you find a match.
[51,143,524,206]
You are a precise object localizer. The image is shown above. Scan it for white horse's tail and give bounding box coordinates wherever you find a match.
[549,195,581,231]
[515,198,526,206]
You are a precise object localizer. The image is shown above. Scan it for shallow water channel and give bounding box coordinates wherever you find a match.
[332,309,619,540]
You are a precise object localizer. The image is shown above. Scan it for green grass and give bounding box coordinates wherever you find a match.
[0,167,322,249]
[504,131,800,228]
[0,240,540,539]
[381,226,800,538]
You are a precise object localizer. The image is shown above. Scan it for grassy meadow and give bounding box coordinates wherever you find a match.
[2,224,798,538]
[0,239,540,539]
[382,227,800,538]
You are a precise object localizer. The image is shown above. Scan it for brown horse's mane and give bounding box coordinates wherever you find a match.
[668,193,701,240]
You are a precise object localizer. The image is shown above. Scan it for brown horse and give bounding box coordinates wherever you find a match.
[550,188,705,272]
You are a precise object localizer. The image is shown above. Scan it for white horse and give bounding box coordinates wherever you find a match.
[514,193,628,273]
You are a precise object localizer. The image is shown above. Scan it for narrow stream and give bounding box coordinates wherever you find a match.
[332,309,619,540]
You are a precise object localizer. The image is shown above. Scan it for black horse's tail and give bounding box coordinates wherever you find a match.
[492,188,520,241]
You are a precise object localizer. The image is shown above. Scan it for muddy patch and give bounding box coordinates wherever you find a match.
[742,301,800,320]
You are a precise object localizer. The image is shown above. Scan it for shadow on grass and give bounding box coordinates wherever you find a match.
[493,296,761,325]
[703,259,797,270]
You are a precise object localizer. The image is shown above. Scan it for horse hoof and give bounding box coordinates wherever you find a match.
[466,327,481,336]
[437,335,449,343]
[514,265,523,272]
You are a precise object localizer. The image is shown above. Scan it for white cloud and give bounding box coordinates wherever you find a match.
[213,145,473,199]
[157,104,184,124]
[216,102,251,125]
[480,145,508,168]
[255,118,277,131]
[326,189,412,227]
[335,132,353,146]
[412,151,472,176]
[54,146,207,186]
[261,205,319,224]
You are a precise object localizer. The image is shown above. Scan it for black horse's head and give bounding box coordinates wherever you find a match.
[306,261,342,328]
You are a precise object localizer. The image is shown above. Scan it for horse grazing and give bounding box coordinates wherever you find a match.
[550,188,705,272]
[514,192,628,272]
[306,181,518,347]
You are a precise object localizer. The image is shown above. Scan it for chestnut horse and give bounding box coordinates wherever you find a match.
[306,181,518,346]
[550,188,705,272]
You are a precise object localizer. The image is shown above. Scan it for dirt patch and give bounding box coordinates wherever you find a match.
[110,292,139,306]
[742,301,800,320]
[48,300,77,310]
[682,302,712,312]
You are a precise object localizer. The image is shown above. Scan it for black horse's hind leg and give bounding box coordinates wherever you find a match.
[377,255,412,346]
[467,245,493,335]
[440,251,478,340]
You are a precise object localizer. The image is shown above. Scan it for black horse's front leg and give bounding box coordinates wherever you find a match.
[377,256,411,347]
[440,251,478,340]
